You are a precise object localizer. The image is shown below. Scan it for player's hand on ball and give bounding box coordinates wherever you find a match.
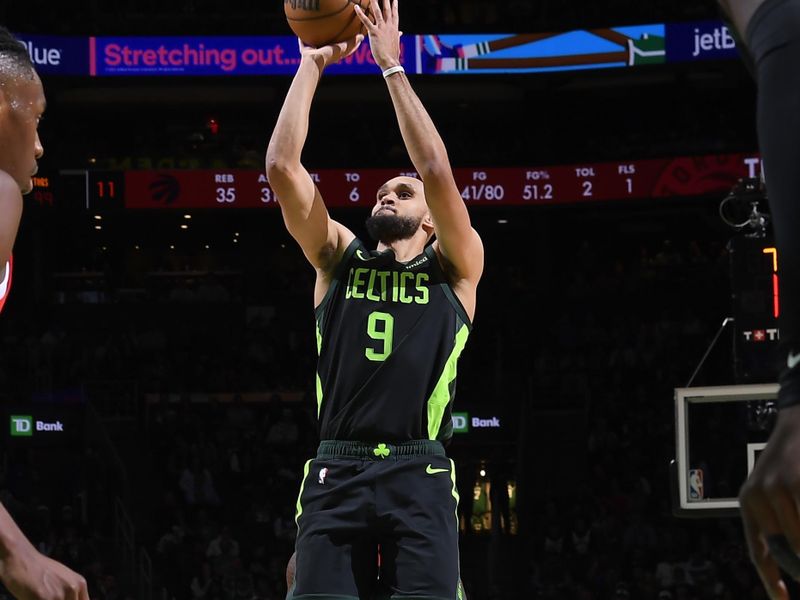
[354,0,402,70]
[0,539,90,600]
[739,404,800,600]
[299,34,364,69]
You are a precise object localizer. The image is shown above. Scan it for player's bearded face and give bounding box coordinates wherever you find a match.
[365,213,423,243]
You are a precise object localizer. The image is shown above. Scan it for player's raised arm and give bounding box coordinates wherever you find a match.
[266,38,361,275]
[354,0,484,287]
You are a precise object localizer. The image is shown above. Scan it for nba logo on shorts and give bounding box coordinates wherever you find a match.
[318,467,328,485]
[688,469,704,500]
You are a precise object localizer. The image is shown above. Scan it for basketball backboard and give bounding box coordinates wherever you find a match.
[673,383,778,517]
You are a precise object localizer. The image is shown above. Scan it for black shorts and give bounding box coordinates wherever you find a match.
[288,440,462,600]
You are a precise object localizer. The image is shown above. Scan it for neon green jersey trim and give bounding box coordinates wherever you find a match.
[294,459,313,525]
[426,324,470,440]
[315,322,323,417]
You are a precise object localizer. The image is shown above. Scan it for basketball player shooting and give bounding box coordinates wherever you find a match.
[0,25,91,600]
[715,0,800,597]
[266,0,483,598]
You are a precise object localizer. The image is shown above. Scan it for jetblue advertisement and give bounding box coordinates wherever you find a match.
[16,21,741,78]
[665,20,740,63]
[14,34,90,75]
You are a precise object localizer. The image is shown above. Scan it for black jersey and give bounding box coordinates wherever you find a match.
[314,238,472,442]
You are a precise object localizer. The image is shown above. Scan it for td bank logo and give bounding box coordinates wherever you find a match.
[10,415,64,437]
[10,415,32,437]
[452,412,502,435]
[452,413,469,434]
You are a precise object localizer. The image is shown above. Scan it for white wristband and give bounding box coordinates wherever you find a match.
[382,65,405,79]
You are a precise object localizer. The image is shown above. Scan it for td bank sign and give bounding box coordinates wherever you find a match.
[10,415,65,437]
[452,412,501,434]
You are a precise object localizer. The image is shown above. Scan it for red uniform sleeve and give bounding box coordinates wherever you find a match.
[0,256,13,314]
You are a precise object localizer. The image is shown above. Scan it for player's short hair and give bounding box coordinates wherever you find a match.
[0,26,34,76]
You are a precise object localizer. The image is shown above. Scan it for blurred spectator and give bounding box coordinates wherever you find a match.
[206,526,239,560]
[178,459,221,507]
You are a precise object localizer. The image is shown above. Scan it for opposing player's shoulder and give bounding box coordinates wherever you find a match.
[0,169,23,225]
[0,169,19,196]
[0,171,22,217]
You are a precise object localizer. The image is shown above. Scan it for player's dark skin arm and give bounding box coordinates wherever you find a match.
[0,502,90,600]
[715,1,800,598]
[355,0,484,319]
[0,170,22,282]
[265,38,362,305]
[740,405,800,600]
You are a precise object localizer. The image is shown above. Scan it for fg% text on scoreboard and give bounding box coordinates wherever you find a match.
[455,164,642,205]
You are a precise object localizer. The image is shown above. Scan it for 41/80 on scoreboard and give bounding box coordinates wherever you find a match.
[462,166,633,202]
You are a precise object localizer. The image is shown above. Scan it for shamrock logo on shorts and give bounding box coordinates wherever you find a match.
[373,443,391,458]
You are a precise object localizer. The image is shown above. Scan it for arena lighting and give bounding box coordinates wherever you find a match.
[135,245,140,250]
[180,224,189,230]
[234,232,240,237]
[479,469,486,477]
[184,214,192,219]
[497,219,508,224]
[204,244,210,249]
[93,215,102,220]
[94,225,101,230]
[169,245,175,250]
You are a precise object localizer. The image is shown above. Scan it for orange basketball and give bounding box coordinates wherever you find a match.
[284,0,368,47]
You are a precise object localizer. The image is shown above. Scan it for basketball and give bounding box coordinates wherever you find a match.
[284,0,368,48]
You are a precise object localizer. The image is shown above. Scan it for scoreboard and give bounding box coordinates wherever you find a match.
[58,152,764,210]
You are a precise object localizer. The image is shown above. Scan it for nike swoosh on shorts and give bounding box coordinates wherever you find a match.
[426,464,449,475]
